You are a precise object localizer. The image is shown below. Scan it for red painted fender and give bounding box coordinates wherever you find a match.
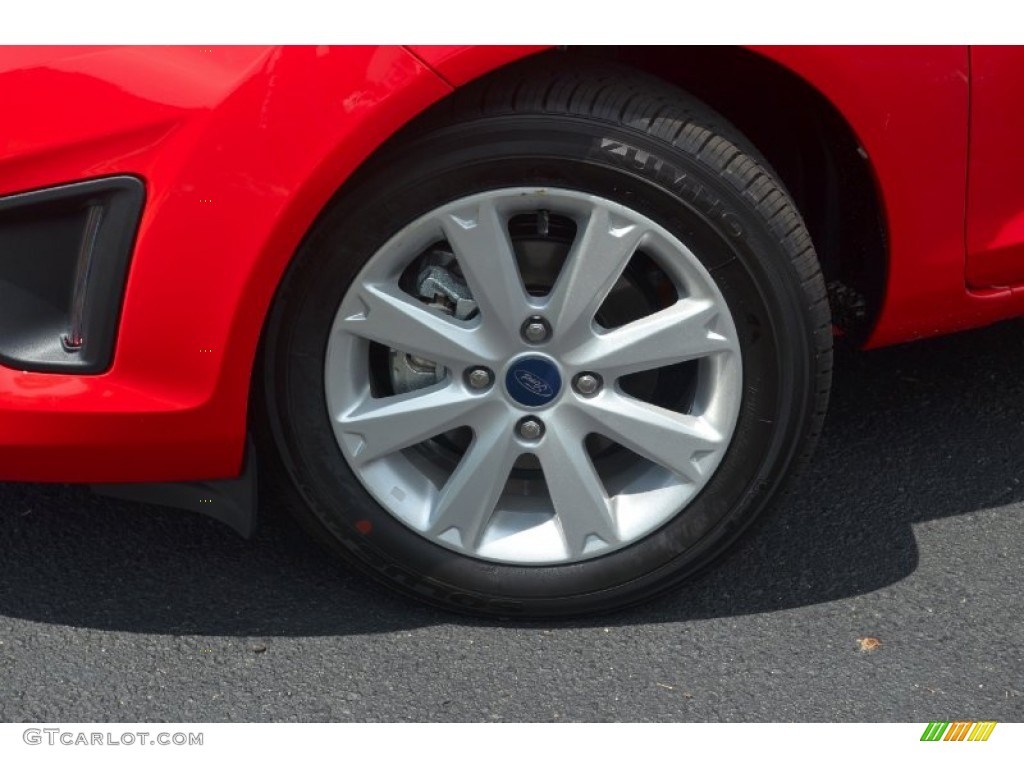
[0,46,450,481]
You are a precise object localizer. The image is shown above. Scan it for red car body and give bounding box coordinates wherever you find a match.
[1,45,1022,484]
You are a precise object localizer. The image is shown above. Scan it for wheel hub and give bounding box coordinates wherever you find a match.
[504,355,562,408]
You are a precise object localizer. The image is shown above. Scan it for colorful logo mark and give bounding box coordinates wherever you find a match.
[920,721,997,742]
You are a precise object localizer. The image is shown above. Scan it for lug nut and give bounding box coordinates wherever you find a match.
[521,316,551,344]
[573,372,602,396]
[466,367,493,390]
[516,417,545,441]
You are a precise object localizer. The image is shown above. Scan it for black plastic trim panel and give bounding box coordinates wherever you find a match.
[0,176,145,373]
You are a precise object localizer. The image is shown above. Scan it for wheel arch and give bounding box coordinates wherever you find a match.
[246,45,968,485]
[409,45,890,342]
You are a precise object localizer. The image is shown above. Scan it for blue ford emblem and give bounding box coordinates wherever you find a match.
[514,370,552,397]
[505,357,562,407]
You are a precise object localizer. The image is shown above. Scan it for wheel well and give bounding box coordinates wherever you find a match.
[588,46,887,339]
[349,46,887,339]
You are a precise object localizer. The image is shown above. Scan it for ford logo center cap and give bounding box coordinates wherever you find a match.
[505,357,562,407]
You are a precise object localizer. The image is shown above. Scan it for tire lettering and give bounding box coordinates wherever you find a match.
[594,138,745,239]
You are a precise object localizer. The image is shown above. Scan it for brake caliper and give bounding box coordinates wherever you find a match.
[390,250,477,394]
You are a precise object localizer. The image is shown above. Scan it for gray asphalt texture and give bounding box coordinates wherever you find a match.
[2,320,1023,722]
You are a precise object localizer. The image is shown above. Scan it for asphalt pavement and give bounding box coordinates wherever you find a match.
[2,320,1023,722]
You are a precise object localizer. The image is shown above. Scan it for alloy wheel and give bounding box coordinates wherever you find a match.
[324,188,743,565]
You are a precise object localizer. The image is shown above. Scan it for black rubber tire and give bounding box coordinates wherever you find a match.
[258,56,832,618]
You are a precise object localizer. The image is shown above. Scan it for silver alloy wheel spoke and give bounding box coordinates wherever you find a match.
[337,382,483,465]
[326,188,743,565]
[341,282,497,369]
[440,200,532,336]
[545,204,646,341]
[427,409,521,550]
[578,392,726,482]
[564,297,731,378]
[536,422,619,558]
